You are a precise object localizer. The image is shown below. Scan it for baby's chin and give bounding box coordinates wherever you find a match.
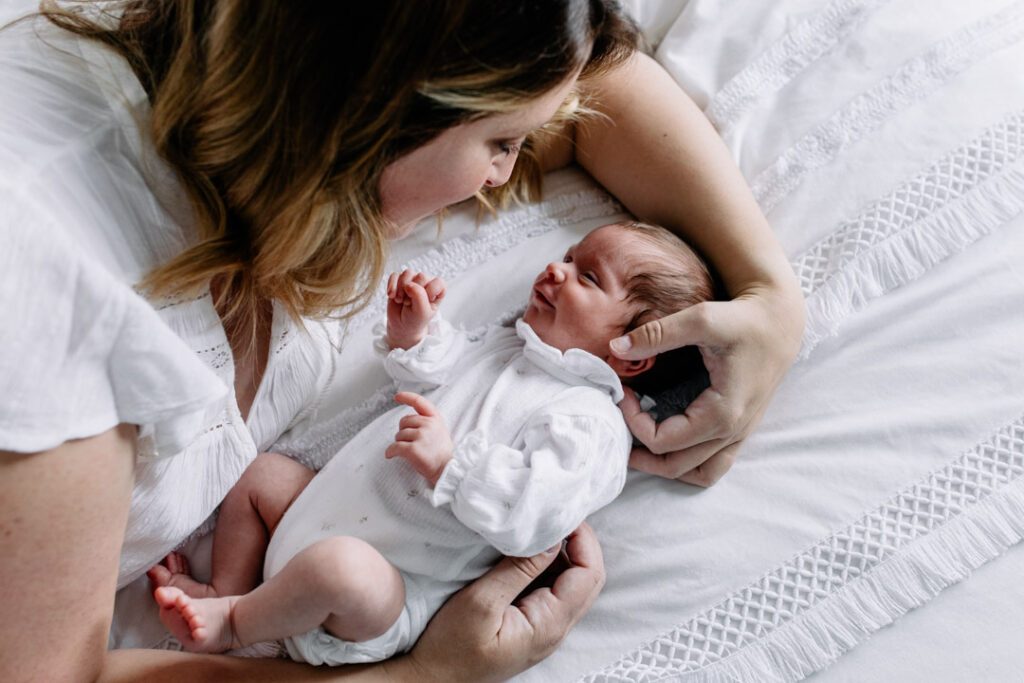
[522,312,600,356]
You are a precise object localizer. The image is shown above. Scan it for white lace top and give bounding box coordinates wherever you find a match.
[0,9,334,588]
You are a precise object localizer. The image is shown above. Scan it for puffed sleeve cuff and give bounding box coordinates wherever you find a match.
[430,429,487,508]
[382,314,465,388]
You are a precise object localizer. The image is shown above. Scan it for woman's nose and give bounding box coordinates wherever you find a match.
[485,155,516,188]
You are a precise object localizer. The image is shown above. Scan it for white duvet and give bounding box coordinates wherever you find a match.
[117,1,1024,679]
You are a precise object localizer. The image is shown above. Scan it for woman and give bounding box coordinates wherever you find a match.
[0,0,803,680]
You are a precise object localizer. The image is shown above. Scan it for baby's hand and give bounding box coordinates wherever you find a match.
[386,392,453,486]
[386,269,446,350]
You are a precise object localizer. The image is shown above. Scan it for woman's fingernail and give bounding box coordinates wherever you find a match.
[610,336,631,353]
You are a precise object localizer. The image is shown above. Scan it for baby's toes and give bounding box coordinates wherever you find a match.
[147,564,172,587]
[153,586,182,609]
[185,607,205,631]
[166,551,189,575]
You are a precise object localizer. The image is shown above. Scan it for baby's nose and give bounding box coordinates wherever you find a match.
[545,263,566,283]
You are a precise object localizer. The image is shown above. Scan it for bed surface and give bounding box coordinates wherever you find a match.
[285,1,1024,679]
[109,0,1024,679]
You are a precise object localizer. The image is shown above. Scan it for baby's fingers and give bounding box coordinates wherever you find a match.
[424,276,446,305]
[398,413,429,430]
[395,392,440,417]
[394,427,423,443]
[402,280,432,317]
[385,441,414,460]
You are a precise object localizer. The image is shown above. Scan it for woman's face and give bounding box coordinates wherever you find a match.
[379,75,578,238]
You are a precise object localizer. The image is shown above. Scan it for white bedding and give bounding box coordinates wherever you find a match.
[114,0,1024,679]
[282,0,1024,679]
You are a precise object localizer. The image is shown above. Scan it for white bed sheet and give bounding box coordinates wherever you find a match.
[111,1,1024,680]
[282,1,1024,679]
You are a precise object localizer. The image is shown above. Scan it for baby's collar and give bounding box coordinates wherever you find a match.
[515,319,624,403]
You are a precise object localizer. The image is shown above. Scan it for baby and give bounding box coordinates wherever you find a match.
[148,220,715,664]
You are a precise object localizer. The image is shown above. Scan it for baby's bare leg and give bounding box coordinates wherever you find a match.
[210,452,315,596]
[233,536,406,646]
[156,536,406,653]
[148,452,314,598]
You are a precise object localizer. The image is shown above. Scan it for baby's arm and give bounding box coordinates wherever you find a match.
[386,269,446,350]
[385,392,453,485]
[432,392,631,557]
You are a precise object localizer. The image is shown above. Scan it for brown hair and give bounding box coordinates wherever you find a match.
[39,0,638,337]
[616,221,721,396]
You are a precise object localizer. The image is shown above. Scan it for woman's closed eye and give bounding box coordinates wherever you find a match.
[496,139,523,156]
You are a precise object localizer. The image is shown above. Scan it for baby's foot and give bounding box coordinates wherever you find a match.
[147,552,219,598]
[153,586,239,653]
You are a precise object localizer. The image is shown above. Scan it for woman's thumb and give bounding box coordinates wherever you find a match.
[472,544,562,605]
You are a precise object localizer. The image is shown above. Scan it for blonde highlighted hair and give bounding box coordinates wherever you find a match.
[39,0,638,337]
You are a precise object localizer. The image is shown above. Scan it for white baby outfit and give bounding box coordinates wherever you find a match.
[0,4,334,604]
[265,316,631,664]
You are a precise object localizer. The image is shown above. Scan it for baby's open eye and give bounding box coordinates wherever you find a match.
[582,272,598,284]
[563,255,573,263]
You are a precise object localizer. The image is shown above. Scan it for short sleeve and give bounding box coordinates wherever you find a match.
[0,191,228,456]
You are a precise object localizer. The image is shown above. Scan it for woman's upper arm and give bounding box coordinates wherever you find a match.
[0,425,136,683]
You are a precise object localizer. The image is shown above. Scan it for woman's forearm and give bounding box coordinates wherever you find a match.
[100,649,414,683]
[574,53,801,307]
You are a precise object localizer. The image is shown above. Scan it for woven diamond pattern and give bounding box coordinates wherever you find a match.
[585,418,1024,681]
[793,113,1024,295]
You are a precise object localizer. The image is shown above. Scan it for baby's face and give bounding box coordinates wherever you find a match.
[523,223,642,358]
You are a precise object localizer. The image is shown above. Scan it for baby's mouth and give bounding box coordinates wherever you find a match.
[533,286,554,309]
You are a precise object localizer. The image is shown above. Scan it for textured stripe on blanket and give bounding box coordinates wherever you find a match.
[794,110,1024,358]
[749,1,1024,213]
[582,415,1024,682]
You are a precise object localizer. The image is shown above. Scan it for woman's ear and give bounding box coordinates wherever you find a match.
[605,354,655,378]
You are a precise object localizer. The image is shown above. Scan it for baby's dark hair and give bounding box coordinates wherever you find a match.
[616,221,721,397]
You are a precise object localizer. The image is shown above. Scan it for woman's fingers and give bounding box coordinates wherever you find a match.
[628,437,733,482]
[402,524,604,683]
[523,523,604,613]
[676,443,741,487]
[620,386,728,455]
[631,440,741,487]
[609,302,716,361]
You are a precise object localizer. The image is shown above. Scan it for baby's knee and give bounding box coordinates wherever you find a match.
[307,537,386,588]
[230,452,298,500]
[305,537,405,624]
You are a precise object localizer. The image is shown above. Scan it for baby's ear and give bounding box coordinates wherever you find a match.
[605,354,654,378]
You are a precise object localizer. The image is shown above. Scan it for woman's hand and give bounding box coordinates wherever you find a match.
[614,286,804,487]
[392,524,605,683]
[534,52,808,487]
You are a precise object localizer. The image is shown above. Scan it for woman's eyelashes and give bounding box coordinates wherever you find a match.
[495,138,524,156]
